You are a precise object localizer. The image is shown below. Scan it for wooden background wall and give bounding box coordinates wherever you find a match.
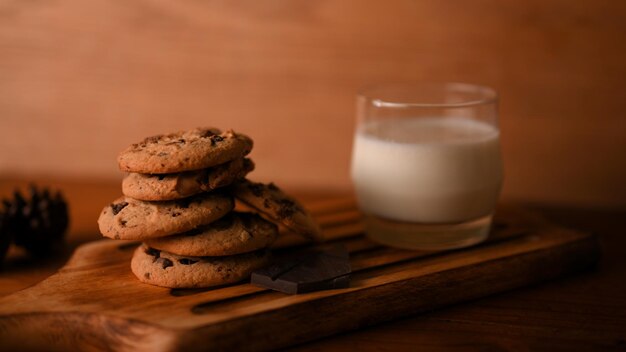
[1,0,625,208]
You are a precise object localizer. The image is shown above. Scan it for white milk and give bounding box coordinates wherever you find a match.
[351,117,503,224]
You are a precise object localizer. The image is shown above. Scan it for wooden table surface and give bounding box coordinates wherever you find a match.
[1,179,625,351]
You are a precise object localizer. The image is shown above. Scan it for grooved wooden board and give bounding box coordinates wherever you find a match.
[0,199,600,352]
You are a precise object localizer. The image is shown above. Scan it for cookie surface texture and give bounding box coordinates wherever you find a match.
[122,158,254,201]
[233,180,323,242]
[118,128,253,174]
[98,193,234,240]
[145,212,278,257]
[131,244,270,288]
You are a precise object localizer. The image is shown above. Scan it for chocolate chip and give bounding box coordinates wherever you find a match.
[171,211,181,217]
[164,138,184,147]
[276,198,300,219]
[268,183,280,191]
[157,152,168,157]
[183,227,205,237]
[157,175,166,181]
[248,183,264,197]
[178,258,198,265]
[144,135,163,144]
[196,170,210,185]
[110,201,129,215]
[145,247,161,258]
[199,129,216,138]
[144,272,151,279]
[120,220,127,227]
[210,135,224,143]
[211,215,234,231]
[156,257,174,269]
[178,197,195,208]
[240,214,254,231]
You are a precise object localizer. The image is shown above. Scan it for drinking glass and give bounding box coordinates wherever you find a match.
[350,82,503,250]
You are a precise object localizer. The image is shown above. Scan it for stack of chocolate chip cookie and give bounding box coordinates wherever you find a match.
[97,127,322,288]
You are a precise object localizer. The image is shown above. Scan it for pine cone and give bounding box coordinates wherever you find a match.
[2,185,69,256]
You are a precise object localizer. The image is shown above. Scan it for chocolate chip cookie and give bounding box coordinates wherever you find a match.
[122,158,255,201]
[145,212,278,257]
[118,128,253,174]
[131,244,270,288]
[98,193,234,240]
[232,180,323,242]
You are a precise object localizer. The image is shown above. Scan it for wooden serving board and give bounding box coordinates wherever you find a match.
[0,198,600,352]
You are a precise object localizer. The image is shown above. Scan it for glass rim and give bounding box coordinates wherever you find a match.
[357,82,498,108]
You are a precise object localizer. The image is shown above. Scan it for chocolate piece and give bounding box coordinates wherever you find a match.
[276,198,299,218]
[143,135,163,144]
[251,245,351,294]
[199,129,217,138]
[178,258,198,265]
[248,183,264,197]
[156,257,173,269]
[197,170,210,185]
[110,202,129,215]
[210,135,224,143]
[144,247,161,258]
[178,197,194,208]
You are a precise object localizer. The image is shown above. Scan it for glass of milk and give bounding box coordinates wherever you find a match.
[351,83,503,250]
